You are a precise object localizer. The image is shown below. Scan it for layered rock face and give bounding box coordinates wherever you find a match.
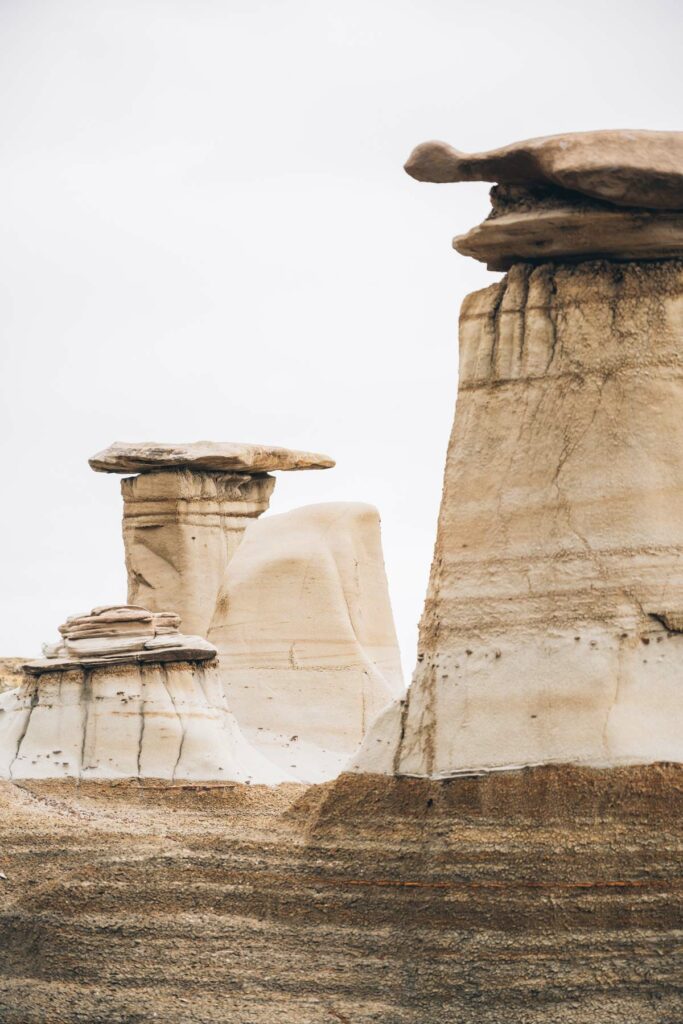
[355,130,683,779]
[91,443,403,780]
[1,766,681,1023]
[121,470,275,637]
[0,661,285,783]
[0,605,287,783]
[210,503,404,780]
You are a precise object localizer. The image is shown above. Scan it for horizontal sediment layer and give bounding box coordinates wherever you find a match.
[0,765,680,1022]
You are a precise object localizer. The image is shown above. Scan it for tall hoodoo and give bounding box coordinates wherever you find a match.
[354,130,683,777]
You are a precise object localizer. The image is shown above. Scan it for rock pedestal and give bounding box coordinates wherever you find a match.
[90,441,334,637]
[355,130,683,778]
[90,442,403,781]
[121,470,275,637]
[0,604,289,783]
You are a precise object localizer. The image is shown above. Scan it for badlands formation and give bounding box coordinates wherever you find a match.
[356,129,683,778]
[0,440,402,785]
[1,131,682,1023]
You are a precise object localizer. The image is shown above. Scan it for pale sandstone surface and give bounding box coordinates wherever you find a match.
[354,259,683,777]
[0,659,289,783]
[104,458,403,779]
[90,440,335,474]
[209,502,405,782]
[404,129,683,209]
[0,765,680,1023]
[121,470,275,636]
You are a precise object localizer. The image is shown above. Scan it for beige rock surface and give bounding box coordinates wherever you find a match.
[90,440,335,474]
[454,203,683,271]
[122,470,275,637]
[210,502,404,781]
[0,659,289,783]
[0,658,25,694]
[404,129,683,209]
[354,259,683,777]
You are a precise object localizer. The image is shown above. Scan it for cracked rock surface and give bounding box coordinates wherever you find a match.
[354,259,683,777]
[0,659,289,784]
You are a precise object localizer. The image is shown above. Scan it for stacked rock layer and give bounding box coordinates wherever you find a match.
[0,604,287,784]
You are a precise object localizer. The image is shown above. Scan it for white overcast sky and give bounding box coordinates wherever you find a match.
[1,0,681,670]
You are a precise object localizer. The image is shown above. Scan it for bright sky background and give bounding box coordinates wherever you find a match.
[1,0,681,672]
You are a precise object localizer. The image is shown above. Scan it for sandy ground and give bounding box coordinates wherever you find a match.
[0,765,681,1023]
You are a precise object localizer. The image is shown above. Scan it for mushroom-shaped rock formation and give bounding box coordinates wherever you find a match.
[353,133,683,779]
[0,605,288,783]
[405,130,683,270]
[90,440,334,637]
[209,502,404,782]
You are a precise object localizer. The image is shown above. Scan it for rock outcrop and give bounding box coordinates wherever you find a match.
[404,129,683,208]
[405,131,683,270]
[91,446,403,780]
[0,605,288,783]
[92,441,333,638]
[210,503,404,781]
[121,470,276,637]
[89,440,335,474]
[455,184,683,270]
[354,132,683,779]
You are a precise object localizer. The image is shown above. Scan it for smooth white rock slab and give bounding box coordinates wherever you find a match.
[209,502,405,782]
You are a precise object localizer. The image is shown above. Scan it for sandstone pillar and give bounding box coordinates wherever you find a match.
[354,130,683,777]
[121,470,274,637]
[89,440,334,637]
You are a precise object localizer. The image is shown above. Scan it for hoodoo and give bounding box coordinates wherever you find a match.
[90,441,403,779]
[355,129,683,778]
[90,440,335,637]
[0,604,287,782]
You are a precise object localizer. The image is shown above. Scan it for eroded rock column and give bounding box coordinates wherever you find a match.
[121,470,274,637]
[354,129,683,778]
[89,440,334,637]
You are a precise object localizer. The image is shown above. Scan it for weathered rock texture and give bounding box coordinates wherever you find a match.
[405,131,683,269]
[122,470,276,637]
[455,184,683,270]
[210,502,404,781]
[0,659,287,783]
[355,259,683,777]
[0,765,680,1023]
[90,440,335,474]
[94,445,403,780]
[0,659,24,695]
[404,129,683,208]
